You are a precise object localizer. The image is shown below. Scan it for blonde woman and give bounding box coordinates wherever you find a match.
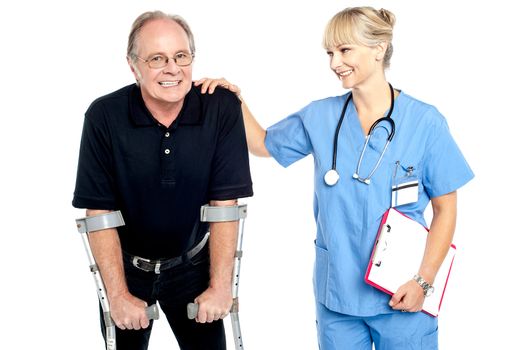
[199,6,473,349]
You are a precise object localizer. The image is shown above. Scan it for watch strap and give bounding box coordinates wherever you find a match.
[413,274,435,297]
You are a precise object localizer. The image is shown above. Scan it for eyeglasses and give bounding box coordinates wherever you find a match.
[133,52,194,68]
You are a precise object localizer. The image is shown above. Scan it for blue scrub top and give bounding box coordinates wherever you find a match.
[265,90,474,317]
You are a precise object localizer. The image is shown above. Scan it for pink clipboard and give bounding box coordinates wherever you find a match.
[365,208,456,317]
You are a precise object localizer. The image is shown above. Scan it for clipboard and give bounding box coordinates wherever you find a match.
[365,208,456,317]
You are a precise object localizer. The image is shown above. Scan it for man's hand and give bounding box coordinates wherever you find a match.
[110,292,150,330]
[389,279,425,313]
[194,286,232,323]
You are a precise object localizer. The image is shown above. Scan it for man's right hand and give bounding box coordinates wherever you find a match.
[110,292,150,330]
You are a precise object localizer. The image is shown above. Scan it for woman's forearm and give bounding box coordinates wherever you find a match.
[418,191,457,284]
[240,98,270,157]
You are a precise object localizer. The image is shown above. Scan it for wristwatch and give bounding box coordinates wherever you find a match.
[413,274,435,297]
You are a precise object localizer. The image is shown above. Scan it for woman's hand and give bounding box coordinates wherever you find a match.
[389,279,425,313]
[194,78,241,97]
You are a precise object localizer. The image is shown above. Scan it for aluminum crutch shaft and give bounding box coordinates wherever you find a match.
[76,211,160,350]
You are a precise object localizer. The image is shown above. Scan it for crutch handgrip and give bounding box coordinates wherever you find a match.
[186,301,237,320]
[187,302,199,319]
[146,304,160,320]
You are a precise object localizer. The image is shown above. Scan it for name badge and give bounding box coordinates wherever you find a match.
[391,180,419,207]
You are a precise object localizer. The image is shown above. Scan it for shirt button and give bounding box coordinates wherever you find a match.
[164,149,170,155]
[165,132,170,137]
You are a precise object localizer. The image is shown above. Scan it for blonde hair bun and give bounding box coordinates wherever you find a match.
[378,8,396,27]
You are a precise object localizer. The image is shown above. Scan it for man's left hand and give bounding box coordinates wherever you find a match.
[194,286,232,323]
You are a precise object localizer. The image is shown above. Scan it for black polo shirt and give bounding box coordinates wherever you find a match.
[73,84,253,258]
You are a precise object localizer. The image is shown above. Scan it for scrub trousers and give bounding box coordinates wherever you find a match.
[316,302,438,350]
[100,246,226,350]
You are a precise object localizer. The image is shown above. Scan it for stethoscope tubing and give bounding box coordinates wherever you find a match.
[331,93,354,171]
[326,83,396,186]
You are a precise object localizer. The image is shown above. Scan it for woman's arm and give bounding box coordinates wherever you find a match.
[389,191,457,312]
[417,191,457,285]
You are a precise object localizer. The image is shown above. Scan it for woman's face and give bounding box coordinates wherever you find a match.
[326,43,384,89]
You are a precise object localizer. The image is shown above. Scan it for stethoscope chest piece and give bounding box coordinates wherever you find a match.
[324,169,340,186]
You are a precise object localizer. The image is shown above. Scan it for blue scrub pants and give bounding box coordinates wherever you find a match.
[316,302,438,350]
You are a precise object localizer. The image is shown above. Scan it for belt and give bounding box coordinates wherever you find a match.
[126,232,209,274]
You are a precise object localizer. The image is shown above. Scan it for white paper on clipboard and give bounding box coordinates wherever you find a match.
[365,208,456,317]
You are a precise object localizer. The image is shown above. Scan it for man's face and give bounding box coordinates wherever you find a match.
[129,18,193,108]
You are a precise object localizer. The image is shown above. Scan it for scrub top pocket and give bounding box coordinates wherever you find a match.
[391,161,422,207]
[314,242,330,304]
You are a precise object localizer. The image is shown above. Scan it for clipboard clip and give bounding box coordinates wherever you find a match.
[373,224,391,267]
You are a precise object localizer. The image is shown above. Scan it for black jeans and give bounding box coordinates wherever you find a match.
[101,246,226,350]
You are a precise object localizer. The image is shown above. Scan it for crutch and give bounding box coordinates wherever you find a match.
[187,204,248,349]
[75,211,160,350]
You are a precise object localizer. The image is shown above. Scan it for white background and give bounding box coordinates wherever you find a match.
[1,0,524,349]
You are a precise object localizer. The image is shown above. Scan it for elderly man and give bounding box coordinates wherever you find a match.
[73,11,252,350]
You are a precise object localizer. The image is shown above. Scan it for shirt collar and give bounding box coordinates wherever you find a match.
[128,84,203,127]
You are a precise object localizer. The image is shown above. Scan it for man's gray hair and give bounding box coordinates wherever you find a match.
[127,11,195,60]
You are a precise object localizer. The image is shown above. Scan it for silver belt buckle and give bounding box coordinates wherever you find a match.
[132,256,161,274]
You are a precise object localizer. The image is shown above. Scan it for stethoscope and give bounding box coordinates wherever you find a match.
[324,83,396,186]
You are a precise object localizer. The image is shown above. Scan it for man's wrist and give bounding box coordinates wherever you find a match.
[107,285,131,301]
[209,278,232,291]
